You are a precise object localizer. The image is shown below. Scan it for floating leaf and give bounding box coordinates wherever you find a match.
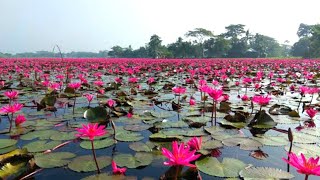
[124,124,152,131]
[155,121,189,129]
[253,135,288,146]
[80,138,115,149]
[50,131,77,141]
[68,155,111,172]
[129,142,154,152]
[0,146,17,155]
[35,152,76,168]
[113,152,153,168]
[202,140,223,150]
[149,132,183,141]
[250,150,269,160]
[196,157,246,177]
[249,110,277,129]
[20,130,60,140]
[84,106,108,123]
[150,111,174,118]
[0,139,17,149]
[115,130,144,142]
[222,137,262,150]
[220,119,246,129]
[23,140,62,152]
[239,167,294,179]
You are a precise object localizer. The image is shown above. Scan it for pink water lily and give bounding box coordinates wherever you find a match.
[283,152,320,179]
[0,103,23,114]
[252,95,271,106]
[187,137,202,151]
[15,114,26,126]
[75,123,106,141]
[162,141,200,168]
[112,160,127,175]
[4,90,19,100]
[107,99,116,108]
[172,87,186,95]
[306,108,317,119]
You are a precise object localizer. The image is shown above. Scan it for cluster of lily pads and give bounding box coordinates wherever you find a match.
[0,58,320,179]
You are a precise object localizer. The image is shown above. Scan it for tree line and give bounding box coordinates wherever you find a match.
[1,23,319,58]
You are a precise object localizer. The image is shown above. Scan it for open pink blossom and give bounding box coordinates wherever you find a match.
[147,77,155,84]
[93,80,104,87]
[252,95,271,106]
[306,108,317,119]
[68,82,81,90]
[128,77,138,83]
[112,160,127,175]
[172,87,186,95]
[107,99,116,108]
[15,114,26,126]
[187,137,202,151]
[84,94,94,102]
[283,152,320,178]
[75,123,106,141]
[0,103,23,114]
[162,141,200,167]
[127,112,133,118]
[207,88,224,101]
[300,86,310,95]
[4,90,19,99]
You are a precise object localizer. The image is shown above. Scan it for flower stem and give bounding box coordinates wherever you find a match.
[73,94,76,115]
[305,174,309,180]
[8,113,13,133]
[91,140,101,174]
[297,95,303,112]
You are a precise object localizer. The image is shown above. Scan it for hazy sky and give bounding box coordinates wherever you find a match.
[0,0,319,53]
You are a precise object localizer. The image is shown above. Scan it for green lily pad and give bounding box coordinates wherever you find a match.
[129,142,154,152]
[35,152,76,168]
[253,135,288,146]
[113,152,153,168]
[84,106,108,123]
[68,155,111,172]
[196,157,246,177]
[50,131,77,141]
[202,140,224,150]
[222,137,262,150]
[149,132,183,141]
[0,146,17,155]
[80,138,115,149]
[155,121,189,129]
[239,167,294,179]
[124,124,152,131]
[220,119,246,129]
[23,140,62,152]
[20,130,60,140]
[115,130,144,142]
[150,111,174,118]
[0,139,17,149]
[249,110,277,129]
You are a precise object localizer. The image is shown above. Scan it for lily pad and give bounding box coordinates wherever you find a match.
[0,139,17,149]
[196,157,246,177]
[80,138,115,149]
[113,152,153,168]
[23,140,62,152]
[35,152,76,168]
[155,121,189,129]
[115,130,144,142]
[20,130,60,140]
[239,167,294,179]
[124,124,152,131]
[150,111,174,118]
[129,142,154,152]
[50,131,77,141]
[82,174,132,180]
[222,137,263,150]
[68,155,111,172]
[84,106,108,123]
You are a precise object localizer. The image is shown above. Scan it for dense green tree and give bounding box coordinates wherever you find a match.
[291,38,311,57]
[309,24,320,58]
[249,33,282,57]
[148,34,162,58]
[185,28,213,57]
[108,46,124,57]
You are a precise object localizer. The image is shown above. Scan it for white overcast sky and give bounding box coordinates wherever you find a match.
[0,0,319,53]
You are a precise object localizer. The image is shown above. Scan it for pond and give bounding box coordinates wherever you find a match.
[0,58,320,179]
